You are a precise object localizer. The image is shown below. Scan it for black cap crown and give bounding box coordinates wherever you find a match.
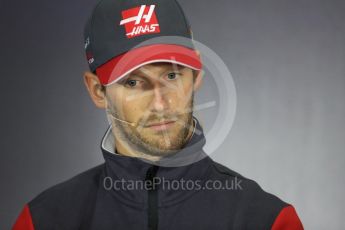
[84,0,193,72]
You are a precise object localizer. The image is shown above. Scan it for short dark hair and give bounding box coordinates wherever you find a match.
[93,71,106,93]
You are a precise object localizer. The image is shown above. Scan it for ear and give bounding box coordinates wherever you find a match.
[193,50,203,91]
[193,70,203,91]
[83,71,107,109]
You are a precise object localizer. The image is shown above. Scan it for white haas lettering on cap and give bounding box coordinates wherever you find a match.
[119,5,161,39]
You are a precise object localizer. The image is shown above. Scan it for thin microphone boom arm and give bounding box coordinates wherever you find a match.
[106,110,136,127]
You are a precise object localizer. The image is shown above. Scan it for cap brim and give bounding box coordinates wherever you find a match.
[95,44,202,86]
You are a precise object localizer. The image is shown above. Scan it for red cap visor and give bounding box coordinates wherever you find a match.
[95,44,202,86]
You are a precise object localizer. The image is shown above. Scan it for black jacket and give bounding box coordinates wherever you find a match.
[13,118,303,230]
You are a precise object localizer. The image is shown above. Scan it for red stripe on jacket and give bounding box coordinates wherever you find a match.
[12,205,35,230]
[272,205,304,230]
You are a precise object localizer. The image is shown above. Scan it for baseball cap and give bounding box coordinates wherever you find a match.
[84,0,202,86]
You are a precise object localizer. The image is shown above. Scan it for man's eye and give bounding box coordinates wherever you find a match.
[166,72,180,80]
[125,79,138,87]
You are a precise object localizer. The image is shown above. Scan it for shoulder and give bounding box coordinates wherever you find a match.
[210,160,303,229]
[210,160,287,207]
[211,160,282,194]
[29,163,104,207]
[27,164,104,229]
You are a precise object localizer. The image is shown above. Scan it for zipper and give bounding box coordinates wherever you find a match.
[145,165,159,230]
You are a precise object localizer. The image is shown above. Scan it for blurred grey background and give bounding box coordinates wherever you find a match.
[1,0,344,229]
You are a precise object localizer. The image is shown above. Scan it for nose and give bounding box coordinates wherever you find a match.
[150,85,170,112]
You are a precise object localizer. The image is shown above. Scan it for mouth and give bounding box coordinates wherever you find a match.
[145,120,176,131]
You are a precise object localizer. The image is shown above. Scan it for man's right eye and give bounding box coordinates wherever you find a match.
[125,79,138,87]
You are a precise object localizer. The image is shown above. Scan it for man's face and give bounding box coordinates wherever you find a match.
[105,62,197,157]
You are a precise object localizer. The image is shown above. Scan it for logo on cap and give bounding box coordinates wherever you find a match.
[120,5,160,39]
[86,52,94,64]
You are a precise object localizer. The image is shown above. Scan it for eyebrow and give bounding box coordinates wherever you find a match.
[131,64,186,78]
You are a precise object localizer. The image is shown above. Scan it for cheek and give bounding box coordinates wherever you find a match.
[181,74,194,94]
[121,95,151,120]
[108,88,137,118]
[176,79,194,106]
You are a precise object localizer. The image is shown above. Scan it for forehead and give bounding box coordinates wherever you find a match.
[129,62,187,77]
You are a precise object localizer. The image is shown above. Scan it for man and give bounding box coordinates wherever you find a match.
[13,0,304,229]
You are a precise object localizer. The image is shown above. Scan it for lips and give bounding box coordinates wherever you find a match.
[144,120,177,132]
[146,120,176,127]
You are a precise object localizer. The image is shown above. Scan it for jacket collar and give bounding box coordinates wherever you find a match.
[100,116,213,207]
